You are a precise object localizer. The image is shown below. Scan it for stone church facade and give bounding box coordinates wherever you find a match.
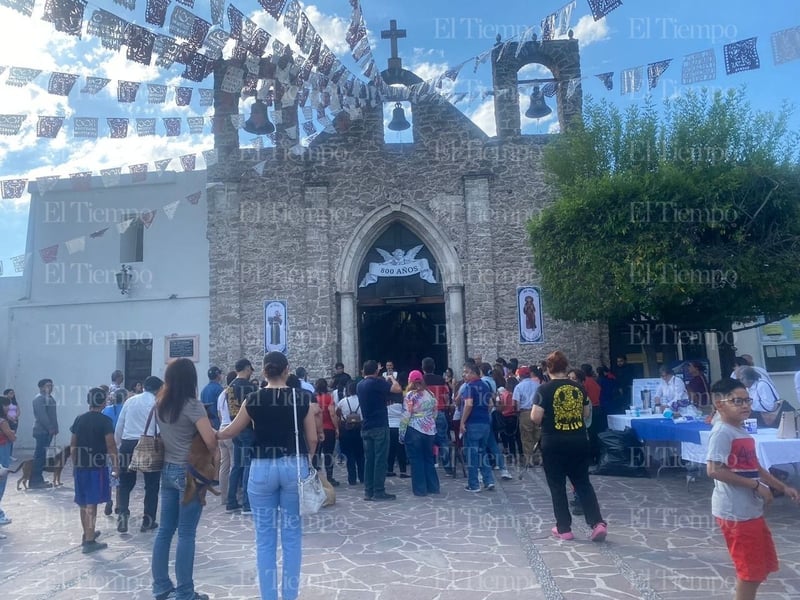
[207,35,607,378]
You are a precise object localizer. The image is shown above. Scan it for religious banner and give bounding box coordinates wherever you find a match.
[87,9,128,50]
[1,179,27,199]
[198,88,214,106]
[145,0,169,26]
[210,0,224,24]
[48,72,79,96]
[180,154,196,171]
[118,80,140,102]
[136,117,156,135]
[6,67,41,87]
[73,117,98,138]
[541,12,557,41]
[263,300,288,354]
[557,1,577,36]
[221,66,245,93]
[126,24,156,65]
[182,52,214,82]
[517,286,544,344]
[41,0,86,37]
[37,116,64,138]
[359,246,437,288]
[129,163,148,182]
[647,59,672,89]
[39,245,59,264]
[187,117,205,134]
[155,35,182,68]
[227,5,244,39]
[681,48,716,84]
[771,26,800,65]
[0,115,26,135]
[346,7,366,49]
[0,0,35,16]
[620,66,643,95]
[282,0,300,34]
[587,0,622,22]
[258,0,287,20]
[81,76,110,94]
[107,117,129,138]
[724,37,760,75]
[203,28,228,58]
[163,117,182,136]
[147,84,167,103]
[100,167,121,187]
[169,6,196,40]
[250,28,271,56]
[175,86,193,105]
[202,149,218,166]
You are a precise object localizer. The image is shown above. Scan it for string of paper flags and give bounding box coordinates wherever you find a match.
[0,114,216,138]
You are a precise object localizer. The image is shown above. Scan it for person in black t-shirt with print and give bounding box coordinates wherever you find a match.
[532,351,607,543]
[70,387,118,554]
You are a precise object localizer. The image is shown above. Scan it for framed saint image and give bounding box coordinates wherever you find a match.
[517,286,544,344]
[264,300,288,354]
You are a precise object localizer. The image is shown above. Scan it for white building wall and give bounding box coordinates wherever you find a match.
[5,171,211,449]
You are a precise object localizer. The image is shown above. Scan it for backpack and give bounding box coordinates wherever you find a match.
[343,397,362,430]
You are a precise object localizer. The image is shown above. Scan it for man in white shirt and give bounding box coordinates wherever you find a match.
[296,367,316,395]
[653,366,689,410]
[216,371,237,504]
[512,366,540,469]
[114,376,163,533]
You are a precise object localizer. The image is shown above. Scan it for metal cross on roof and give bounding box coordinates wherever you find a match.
[381,19,406,70]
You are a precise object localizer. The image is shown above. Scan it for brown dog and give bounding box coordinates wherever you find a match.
[14,446,71,490]
[183,434,220,506]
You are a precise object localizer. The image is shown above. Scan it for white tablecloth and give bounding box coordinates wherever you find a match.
[607,413,663,431]
[681,429,800,470]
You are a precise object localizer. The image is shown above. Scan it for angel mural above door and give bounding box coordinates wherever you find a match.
[359,245,437,288]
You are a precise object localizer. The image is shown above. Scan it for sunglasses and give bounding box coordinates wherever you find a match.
[720,397,753,406]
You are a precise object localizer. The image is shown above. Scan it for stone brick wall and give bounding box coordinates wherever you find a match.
[208,59,607,380]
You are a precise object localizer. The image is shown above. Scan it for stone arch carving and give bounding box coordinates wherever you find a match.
[491,38,582,137]
[335,202,466,374]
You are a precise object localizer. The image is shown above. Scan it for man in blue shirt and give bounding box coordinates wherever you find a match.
[460,363,496,492]
[200,366,223,429]
[357,360,401,501]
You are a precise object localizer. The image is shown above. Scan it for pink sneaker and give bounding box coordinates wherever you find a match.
[590,522,607,542]
[551,526,574,541]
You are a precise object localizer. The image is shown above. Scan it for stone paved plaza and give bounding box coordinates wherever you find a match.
[2,460,800,600]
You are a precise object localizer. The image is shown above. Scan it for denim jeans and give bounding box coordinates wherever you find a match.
[152,462,203,600]
[464,422,495,490]
[248,456,307,600]
[31,432,52,485]
[485,428,506,470]
[362,427,389,497]
[433,412,451,469]
[228,427,255,509]
[0,442,10,519]
[404,427,440,496]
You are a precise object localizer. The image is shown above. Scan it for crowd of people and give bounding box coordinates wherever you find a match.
[1,351,799,600]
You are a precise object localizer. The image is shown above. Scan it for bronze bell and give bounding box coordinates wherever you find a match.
[387,102,411,131]
[525,86,552,120]
[243,99,275,135]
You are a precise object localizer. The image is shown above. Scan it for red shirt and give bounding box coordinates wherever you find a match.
[318,393,335,431]
[583,376,601,407]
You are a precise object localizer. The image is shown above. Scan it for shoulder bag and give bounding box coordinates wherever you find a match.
[129,406,164,472]
[293,388,326,516]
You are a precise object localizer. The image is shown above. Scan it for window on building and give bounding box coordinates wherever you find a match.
[120,214,144,263]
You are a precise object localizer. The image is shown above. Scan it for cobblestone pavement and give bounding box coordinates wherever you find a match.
[1,459,799,600]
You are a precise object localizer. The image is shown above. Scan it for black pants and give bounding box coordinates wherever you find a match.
[339,426,364,484]
[387,427,407,474]
[541,434,604,534]
[587,406,607,463]
[499,415,521,458]
[117,438,160,525]
[313,429,337,482]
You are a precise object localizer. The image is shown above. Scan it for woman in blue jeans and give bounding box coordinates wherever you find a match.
[152,358,218,600]
[217,351,318,600]
[401,370,440,496]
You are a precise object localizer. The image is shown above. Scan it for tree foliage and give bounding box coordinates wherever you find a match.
[530,88,800,331]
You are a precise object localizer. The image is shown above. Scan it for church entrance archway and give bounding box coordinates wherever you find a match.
[356,222,445,377]
[336,203,465,379]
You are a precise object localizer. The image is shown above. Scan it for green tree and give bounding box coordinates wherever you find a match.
[530,89,800,366]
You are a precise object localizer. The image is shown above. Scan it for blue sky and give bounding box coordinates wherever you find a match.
[0,0,798,276]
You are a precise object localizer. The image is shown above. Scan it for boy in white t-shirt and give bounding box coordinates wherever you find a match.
[706,378,800,600]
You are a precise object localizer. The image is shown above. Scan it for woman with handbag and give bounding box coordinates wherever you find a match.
[151,358,217,600]
[401,370,440,497]
[217,351,318,600]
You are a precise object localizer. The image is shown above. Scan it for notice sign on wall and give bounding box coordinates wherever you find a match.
[165,335,199,362]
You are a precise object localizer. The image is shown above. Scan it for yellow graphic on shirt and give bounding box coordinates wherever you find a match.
[553,384,584,431]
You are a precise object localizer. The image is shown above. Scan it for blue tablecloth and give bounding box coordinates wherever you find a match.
[629,418,711,444]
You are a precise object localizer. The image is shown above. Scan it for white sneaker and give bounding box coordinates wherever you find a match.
[500,469,513,480]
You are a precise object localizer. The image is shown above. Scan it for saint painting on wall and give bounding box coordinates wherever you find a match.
[264,300,288,353]
[517,286,544,344]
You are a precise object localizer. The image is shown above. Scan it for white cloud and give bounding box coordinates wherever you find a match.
[465,99,496,137]
[571,14,610,48]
